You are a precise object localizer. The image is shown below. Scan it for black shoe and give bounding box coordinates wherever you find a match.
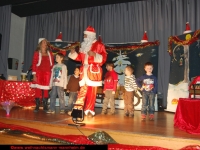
[34,98,40,113]
[108,112,115,115]
[34,109,39,113]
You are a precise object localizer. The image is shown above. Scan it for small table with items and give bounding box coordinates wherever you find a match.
[0,80,35,107]
[174,98,200,134]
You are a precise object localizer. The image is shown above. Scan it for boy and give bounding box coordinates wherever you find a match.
[101,62,118,115]
[136,62,158,121]
[66,67,80,114]
[47,53,68,114]
[124,65,138,117]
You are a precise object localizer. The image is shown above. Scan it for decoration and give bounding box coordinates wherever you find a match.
[88,131,117,144]
[55,32,62,42]
[1,100,15,116]
[166,29,200,112]
[183,22,192,34]
[47,41,80,56]
[0,122,196,149]
[141,31,148,43]
[0,80,35,107]
[95,41,159,111]
[105,40,159,51]
[168,29,200,55]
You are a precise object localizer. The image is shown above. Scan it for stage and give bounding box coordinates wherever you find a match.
[0,106,200,149]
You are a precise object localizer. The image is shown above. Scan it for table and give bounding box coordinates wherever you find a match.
[0,80,35,107]
[174,98,200,134]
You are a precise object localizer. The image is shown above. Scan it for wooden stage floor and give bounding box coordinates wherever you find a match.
[0,106,200,149]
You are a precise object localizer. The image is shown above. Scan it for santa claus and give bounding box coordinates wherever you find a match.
[68,26,107,117]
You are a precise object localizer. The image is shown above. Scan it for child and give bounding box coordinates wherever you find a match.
[136,62,158,121]
[66,67,80,114]
[101,62,118,115]
[124,65,138,117]
[47,53,68,114]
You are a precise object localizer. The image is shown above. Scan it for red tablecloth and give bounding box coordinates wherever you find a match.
[0,80,35,107]
[174,98,200,134]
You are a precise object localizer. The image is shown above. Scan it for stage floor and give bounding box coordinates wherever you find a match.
[0,106,200,148]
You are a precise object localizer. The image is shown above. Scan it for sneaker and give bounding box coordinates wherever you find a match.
[124,112,129,117]
[129,113,134,118]
[141,114,146,121]
[108,112,115,115]
[149,114,154,121]
[60,110,65,114]
[101,110,107,115]
[67,111,72,116]
[46,110,55,114]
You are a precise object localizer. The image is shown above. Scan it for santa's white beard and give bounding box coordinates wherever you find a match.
[80,36,96,54]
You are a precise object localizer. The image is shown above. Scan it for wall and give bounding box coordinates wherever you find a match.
[7,13,26,80]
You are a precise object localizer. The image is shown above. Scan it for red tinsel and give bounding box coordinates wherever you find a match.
[105,40,160,51]
[168,29,200,55]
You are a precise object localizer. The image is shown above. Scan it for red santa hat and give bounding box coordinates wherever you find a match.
[84,26,96,37]
[55,32,62,41]
[183,22,192,34]
[38,38,46,44]
[141,31,148,43]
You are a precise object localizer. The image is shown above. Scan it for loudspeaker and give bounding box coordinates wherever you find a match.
[0,33,2,50]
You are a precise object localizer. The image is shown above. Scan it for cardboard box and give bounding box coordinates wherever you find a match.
[8,75,18,81]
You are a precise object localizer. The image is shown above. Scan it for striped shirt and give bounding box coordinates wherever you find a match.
[124,74,138,91]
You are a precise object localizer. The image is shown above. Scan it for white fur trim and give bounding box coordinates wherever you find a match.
[30,84,50,90]
[183,30,192,34]
[84,31,96,37]
[85,110,95,115]
[141,40,148,43]
[47,51,52,66]
[36,52,42,66]
[38,38,45,44]
[36,51,52,66]
[68,52,78,59]
[94,53,102,63]
[32,72,36,75]
[55,39,62,42]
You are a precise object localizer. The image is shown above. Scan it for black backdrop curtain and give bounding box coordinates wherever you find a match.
[0,5,11,78]
[23,0,200,108]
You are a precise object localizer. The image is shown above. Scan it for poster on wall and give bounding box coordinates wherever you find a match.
[49,41,81,75]
[166,30,200,112]
[95,41,160,110]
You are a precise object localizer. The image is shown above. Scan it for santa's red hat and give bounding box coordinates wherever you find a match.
[55,32,62,41]
[84,26,96,37]
[141,31,148,43]
[183,22,192,34]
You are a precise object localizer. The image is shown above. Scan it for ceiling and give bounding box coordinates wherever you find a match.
[0,0,144,17]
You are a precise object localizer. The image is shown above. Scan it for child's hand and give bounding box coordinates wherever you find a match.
[112,91,115,94]
[103,91,105,94]
[66,90,69,93]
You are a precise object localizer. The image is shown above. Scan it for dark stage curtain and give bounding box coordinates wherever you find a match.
[23,0,200,108]
[0,5,11,78]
